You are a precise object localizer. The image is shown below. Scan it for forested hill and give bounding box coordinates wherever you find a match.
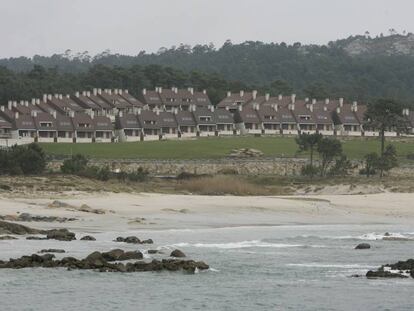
[1,33,414,105]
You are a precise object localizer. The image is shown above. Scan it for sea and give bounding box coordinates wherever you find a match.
[1,224,414,311]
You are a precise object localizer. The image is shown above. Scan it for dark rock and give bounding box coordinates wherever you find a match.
[141,239,153,244]
[0,220,44,235]
[119,251,143,261]
[366,270,408,278]
[46,229,76,241]
[102,249,125,261]
[0,235,17,240]
[39,249,66,254]
[16,213,76,223]
[366,258,414,279]
[26,236,47,240]
[115,237,125,242]
[124,236,140,244]
[148,250,159,254]
[84,252,107,268]
[355,243,371,250]
[80,235,96,241]
[170,249,186,258]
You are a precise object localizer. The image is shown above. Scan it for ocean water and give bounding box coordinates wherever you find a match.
[1,224,414,311]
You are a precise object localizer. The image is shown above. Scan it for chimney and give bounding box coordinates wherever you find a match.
[203,89,207,95]
[98,88,102,95]
[19,100,24,106]
[25,101,29,107]
[278,94,283,101]
[254,103,259,111]
[36,99,40,105]
[93,88,97,96]
[108,89,112,95]
[155,108,160,115]
[14,112,19,119]
[69,111,75,118]
[352,101,358,112]
[43,94,48,103]
[75,91,80,98]
[210,105,215,112]
[291,94,296,103]
[119,89,123,95]
[142,88,147,95]
[31,110,37,117]
[87,91,91,97]
[54,94,59,99]
[0,106,4,112]
[82,91,87,96]
[119,111,123,118]
[52,110,57,119]
[305,97,309,103]
[66,94,70,99]
[188,87,194,95]
[173,108,178,115]
[240,90,244,97]
[265,93,270,101]
[325,98,330,105]
[289,103,295,111]
[238,104,242,112]
[47,94,52,100]
[336,107,341,114]
[58,94,63,100]
[114,89,119,95]
[323,106,327,111]
[227,91,231,98]
[339,98,344,107]
[158,87,162,94]
[7,101,12,110]
[125,89,129,94]
[13,101,17,108]
[174,87,178,94]
[273,104,278,112]
[137,108,141,115]
[90,111,95,119]
[309,104,313,112]
[252,90,258,100]
[312,98,317,105]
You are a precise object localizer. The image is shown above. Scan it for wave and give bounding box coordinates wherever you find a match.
[168,240,303,249]
[287,263,373,269]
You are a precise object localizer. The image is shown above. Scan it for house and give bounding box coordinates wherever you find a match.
[0,108,13,141]
[45,94,83,115]
[192,106,217,136]
[174,110,197,138]
[403,109,414,135]
[93,115,113,142]
[72,91,104,115]
[290,100,317,134]
[311,100,335,135]
[217,90,254,113]
[138,109,160,140]
[56,113,75,143]
[334,103,362,136]
[214,108,234,135]
[13,113,37,142]
[119,90,144,111]
[71,112,95,143]
[277,104,297,135]
[34,112,57,142]
[87,89,114,117]
[98,89,132,114]
[257,103,281,134]
[141,88,163,110]
[8,100,45,116]
[193,89,211,108]
[234,104,262,135]
[116,113,142,142]
[159,111,179,138]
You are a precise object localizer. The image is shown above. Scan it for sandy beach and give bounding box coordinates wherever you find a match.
[1,192,414,233]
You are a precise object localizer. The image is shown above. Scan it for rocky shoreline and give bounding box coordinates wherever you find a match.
[366,259,414,279]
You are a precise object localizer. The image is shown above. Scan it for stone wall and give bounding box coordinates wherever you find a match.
[47,158,414,177]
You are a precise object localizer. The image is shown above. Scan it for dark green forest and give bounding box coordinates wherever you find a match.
[1,34,414,106]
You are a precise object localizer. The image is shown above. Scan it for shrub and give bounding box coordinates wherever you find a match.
[0,143,46,175]
[127,167,149,182]
[300,164,320,177]
[361,152,379,177]
[407,153,414,161]
[217,168,239,175]
[61,154,89,174]
[328,155,353,176]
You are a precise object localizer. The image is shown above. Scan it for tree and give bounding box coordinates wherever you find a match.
[362,152,379,177]
[365,99,405,175]
[295,133,322,177]
[317,138,343,176]
[376,144,398,176]
[61,154,89,174]
[0,143,46,175]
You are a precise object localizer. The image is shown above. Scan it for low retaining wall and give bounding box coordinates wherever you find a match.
[47,158,414,177]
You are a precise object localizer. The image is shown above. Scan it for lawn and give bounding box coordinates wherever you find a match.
[40,136,414,160]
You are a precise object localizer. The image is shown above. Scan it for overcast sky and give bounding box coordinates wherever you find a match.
[1,0,413,58]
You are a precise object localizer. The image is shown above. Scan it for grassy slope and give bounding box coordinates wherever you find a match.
[40,136,414,160]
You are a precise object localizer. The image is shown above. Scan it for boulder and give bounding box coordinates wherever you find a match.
[79,204,105,215]
[46,229,76,241]
[0,235,17,240]
[26,236,47,240]
[124,236,140,244]
[0,220,44,235]
[147,250,159,254]
[80,235,96,241]
[141,239,153,244]
[119,251,143,261]
[170,249,186,258]
[84,252,107,268]
[39,249,66,254]
[355,243,371,250]
[102,249,125,261]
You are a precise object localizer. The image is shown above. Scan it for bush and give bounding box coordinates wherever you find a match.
[407,153,414,161]
[300,164,320,177]
[126,167,149,182]
[0,143,46,175]
[361,152,379,177]
[328,155,353,176]
[61,154,89,174]
[217,168,239,175]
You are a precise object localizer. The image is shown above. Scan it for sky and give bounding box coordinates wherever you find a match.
[1,0,414,58]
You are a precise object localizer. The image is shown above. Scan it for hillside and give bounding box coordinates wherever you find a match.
[1,34,414,105]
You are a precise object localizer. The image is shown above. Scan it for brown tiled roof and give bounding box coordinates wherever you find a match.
[116,114,141,129]
[0,115,12,129]
[214,108,234,124]
[257,105,281,124]
[290,101,317,124]
[72,113,94,132]
[34,112,57,131]
[174,110,196,126]
[93,116,113,131]
[141,90,163,106]
[72,94,102,110]
[217,92,253,109]
[98,92,131,109]
[87,94,113,110]
[234,106,260,124]
[14,114,36,130]
[158,111,178,128]
[193,107,216,125]
[119,92,144,108]
[138,110,160,130]
[56,114,74,131]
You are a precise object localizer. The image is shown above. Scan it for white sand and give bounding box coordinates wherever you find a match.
[1,192,413,233]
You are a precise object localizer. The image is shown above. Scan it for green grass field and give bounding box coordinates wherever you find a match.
[40,136,414,160]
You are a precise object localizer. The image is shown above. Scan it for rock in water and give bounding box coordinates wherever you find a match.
[80,235,96,241]
[46,229,76,241]
[170,249,186,258]
[0,220,44,235]
[0,235,17,240]
[39,249,66,254]
[355,243,371,250]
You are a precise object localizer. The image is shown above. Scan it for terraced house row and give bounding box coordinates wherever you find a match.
[0,88,413,145]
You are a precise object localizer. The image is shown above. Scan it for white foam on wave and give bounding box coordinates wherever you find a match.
[330,232,413,241]
[287,263,373,269]
[168,240,303,249]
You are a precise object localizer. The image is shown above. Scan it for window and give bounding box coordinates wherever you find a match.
[199,116,212,122]
[40,122,52,127]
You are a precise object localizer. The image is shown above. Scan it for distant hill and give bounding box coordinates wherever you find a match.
[1,34,414,105]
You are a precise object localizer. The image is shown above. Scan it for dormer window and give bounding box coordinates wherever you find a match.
[199,116,212,122]
[78,123,90,128]
[144,120,156,125]
[299,115,311,121]
[40,122,52,127]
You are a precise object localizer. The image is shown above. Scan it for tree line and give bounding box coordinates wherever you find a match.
[1,35,414,106]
